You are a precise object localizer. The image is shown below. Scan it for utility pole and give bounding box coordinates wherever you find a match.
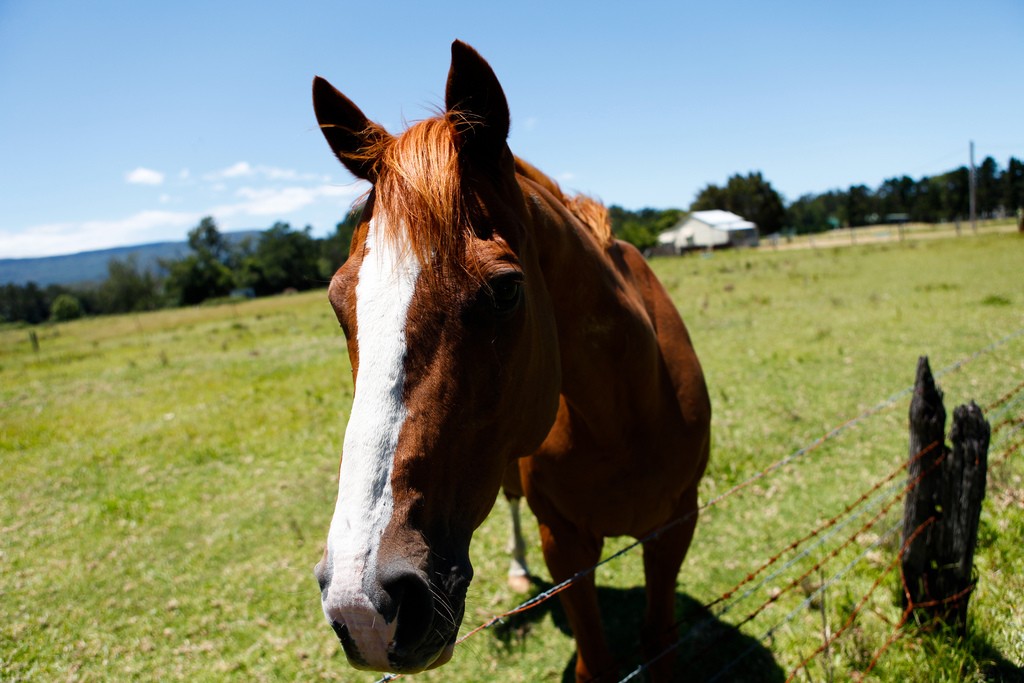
[969,140,977,234]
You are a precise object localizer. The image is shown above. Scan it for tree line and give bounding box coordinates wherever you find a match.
[787,155,1023,232]
[609,155,1024,250]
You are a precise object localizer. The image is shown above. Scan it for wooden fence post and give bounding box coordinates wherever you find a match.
[900,356,989,635]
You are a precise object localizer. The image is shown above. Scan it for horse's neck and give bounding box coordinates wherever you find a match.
[523,180,663,431]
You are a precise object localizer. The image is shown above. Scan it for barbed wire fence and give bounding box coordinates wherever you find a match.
[371,326,1024,683]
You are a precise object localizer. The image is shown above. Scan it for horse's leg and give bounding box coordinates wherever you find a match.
[639,485,699,682]
[538,521,616,682]
[506,496,531,592]
[501,461,531,593]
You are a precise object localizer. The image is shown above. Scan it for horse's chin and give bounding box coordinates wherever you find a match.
[427,642,455,669]
[338,614,460,674]
[388,625,458,673]
[351,643,454,675]
[388,642,456,674]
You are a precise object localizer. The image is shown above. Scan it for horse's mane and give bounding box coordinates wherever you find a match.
[513,157,614,248]
[370,113,614,270]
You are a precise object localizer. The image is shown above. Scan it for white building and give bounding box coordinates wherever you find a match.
[657,210,759,252]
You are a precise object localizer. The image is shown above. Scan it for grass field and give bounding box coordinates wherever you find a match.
[2,230,1022,682]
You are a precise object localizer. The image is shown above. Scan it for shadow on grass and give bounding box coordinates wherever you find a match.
[975,644,1024,683]
[491,578,785,682]
[960,629,1023,683]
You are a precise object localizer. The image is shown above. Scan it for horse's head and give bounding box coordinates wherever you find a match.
[311,41,561,673]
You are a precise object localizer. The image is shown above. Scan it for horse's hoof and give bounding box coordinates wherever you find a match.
[507,574,531,593]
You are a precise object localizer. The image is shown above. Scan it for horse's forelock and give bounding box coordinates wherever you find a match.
[372,115,468,272]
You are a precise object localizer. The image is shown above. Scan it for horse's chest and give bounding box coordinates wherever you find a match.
[526,416,688,537]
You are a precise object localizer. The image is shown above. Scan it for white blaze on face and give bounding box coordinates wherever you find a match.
[322,216,420,666]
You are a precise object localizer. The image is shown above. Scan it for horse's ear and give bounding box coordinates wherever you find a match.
[445,40,510,158]
[313,76,392,182]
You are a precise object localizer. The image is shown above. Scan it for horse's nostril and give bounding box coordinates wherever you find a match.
[314,561,331,598]
[378,564,433,652]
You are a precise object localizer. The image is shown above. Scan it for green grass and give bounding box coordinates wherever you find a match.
[2,233,1022,682]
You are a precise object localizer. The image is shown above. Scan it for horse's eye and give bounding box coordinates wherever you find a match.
[489,274,523,315]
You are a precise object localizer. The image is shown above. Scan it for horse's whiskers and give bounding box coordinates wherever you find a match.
[428,585,457,628]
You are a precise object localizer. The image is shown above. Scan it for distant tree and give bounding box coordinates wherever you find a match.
[877,176,917,219]
[320,205,363,278]
[0,282,50,324]
[943,167,970,219]
[913,176,945,223]
[608,206,685,251]
[650,208,686,234]
[50,293,84,321]
[691,172,787,235]
[607,205,631,235]
[163,217,235,305]
[975,156,1000,217]
[1003,157,1024,213]
[98,255,164,313]
[787,191,845,234]
[842,184,873,227]
[188,216,230,263]
[689,184,727,213]
[616,220,659,251]
[787,194,823,234]
[239,222,321,296]
[164,254,233,305]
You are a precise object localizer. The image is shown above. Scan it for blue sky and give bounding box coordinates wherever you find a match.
[1,1,1021,258]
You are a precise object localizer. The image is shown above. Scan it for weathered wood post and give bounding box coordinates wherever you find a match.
[901,356,989,635]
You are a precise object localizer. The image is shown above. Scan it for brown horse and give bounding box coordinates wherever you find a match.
[312,41,711,682]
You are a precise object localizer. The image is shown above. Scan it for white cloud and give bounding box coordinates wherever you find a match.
[203,161,326,184]
[221,161,254,178]
[260,166,298,181]
[230,186,314,215]
[200,162,253,182]
[125,167,165,185]
[0,210,201,257]
[222,183,365,218]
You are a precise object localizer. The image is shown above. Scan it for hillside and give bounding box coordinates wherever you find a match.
[0,231,261,286]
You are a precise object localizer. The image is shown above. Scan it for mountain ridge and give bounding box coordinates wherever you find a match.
[0,231,261,287]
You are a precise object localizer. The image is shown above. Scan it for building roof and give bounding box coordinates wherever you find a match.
[656,209,759,246]
[689,210,757,231]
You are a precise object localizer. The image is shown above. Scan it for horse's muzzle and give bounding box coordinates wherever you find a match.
[316,556,467,673]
